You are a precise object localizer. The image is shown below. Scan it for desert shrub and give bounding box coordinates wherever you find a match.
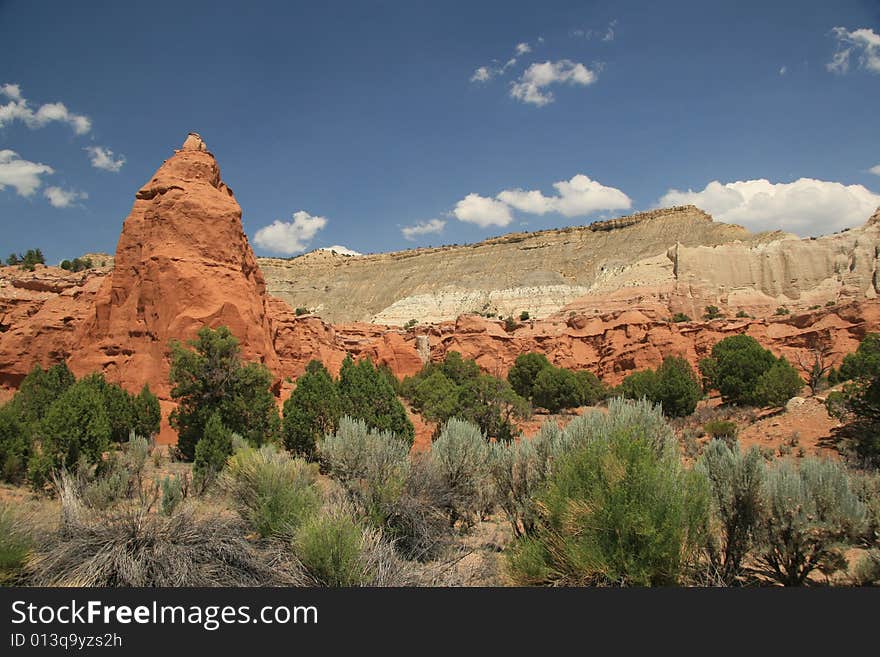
[39,380,111,475]
[193,412,233,489]
[320,418,448,559]
[283,361,341,458]
[294,306,309,316]
[852,550,880,585]
[26,475,308,586]
[671,312,691,323]
[519,311,530,321]
[429,418,491,528]
[754,458,865,586]
[507,352,552,400]
[319,418,410,524]
[0,503,32,584]
[696,441,766,584]
[160,475,187,516]
[60,257,92,272]
[504,316,518,332]
[531,366,582,413]
[736,310,750,318]
[754,359,803,406]
[775,306,790,316]
[704,420,738,446]
[506,399,709,586]
[223,443,320,538]
[837,333,880,382]
[294,512,364,586]
[574,370,608,405]
[700,335,777,406]
[338,355,414,444]
[170,326,280,460]
[403,370,460,422]
[78,373,135,444]
[489,421,564,538]
[703,305,723,320]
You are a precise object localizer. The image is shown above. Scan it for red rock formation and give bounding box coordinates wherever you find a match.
[66,134,280,440]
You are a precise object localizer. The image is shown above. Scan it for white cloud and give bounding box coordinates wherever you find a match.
[0,149,54,196]
[510,60,598,106]
[0,83,91,134]
[572,20,617,42]
[319,245,362,256]
[253,210,327,255]
[454,193,513,227]
[657,178,880,235]
[470,66,492,83]
[870,164,880,176]
[43,186,87,208]
[401,218,446,240]
[828,27,880,74]
[779,65,787,75]
[498,174,631,217]
[85,145,125,172]
[515,42,531,55]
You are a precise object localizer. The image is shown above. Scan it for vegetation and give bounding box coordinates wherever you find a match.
[775,306,790,315]
[703,305,723,320]
[429,419,490,527]
[402,351,529,441]
[169,326,280,460]
[506,399,710,586]
[825,333,880,465]
[282,360,341,458]
[697,441,765,584]
[338,355,414,444]
[0,504,32,584]
[699,335,802,406]
[670,312,691,323]
[617,356,702,417]
[223,443,320,538]
[507,352,607,412]
[704,420,738,445]
[59,257,93,272]
[754,458,865,586]
[6,248,45,270]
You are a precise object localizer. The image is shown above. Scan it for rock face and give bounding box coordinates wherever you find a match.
[0,265,105,387]
[259,205,880,326]
[67,133,280,404]
[259,205,773,325]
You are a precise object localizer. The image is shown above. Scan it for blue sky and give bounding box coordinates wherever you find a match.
[1,0,879,263]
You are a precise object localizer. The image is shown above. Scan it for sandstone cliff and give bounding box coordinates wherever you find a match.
[259,206,784,325]
[67,133,280,401]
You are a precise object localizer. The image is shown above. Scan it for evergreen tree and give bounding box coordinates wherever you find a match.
[531,367,582,413]
[40,381,111,470]
[282,361,341,458]
[654,356,702,417]
[193,411,233,485]
[132,384,162,438]
[337,355,414,444]
[507,352,552,400]
[169,326,280,460]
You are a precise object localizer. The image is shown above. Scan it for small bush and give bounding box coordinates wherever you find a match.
[671,312,691,323]
[519,311,530,321]
[735,310,750,318]
[283,361,341,459]
[160,475,187,516]
[429,419,491,528]
[755,458,865,586]
[754,359,803,406]
[295,307,309,316]
[223,444,320,538]
[39,380,111,474]
[703,305,723,320]
[696,441,765,584]
[775,306,790,316]
[0,504,32,584]
[403,319,418,330]
[506,399,709,586]
[704,420,738,445]
[26,477,308,586]
[532,367,583,413]
[295,512,365,586]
